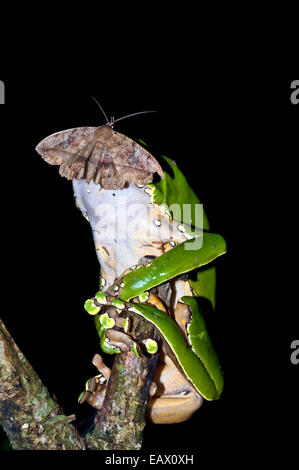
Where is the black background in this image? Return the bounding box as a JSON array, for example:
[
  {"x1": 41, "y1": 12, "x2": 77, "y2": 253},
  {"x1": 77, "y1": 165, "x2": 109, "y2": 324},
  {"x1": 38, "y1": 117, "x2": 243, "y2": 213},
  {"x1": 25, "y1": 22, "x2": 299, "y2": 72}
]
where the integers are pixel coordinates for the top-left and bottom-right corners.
[{"x1": 0, "y1": 68, "x2": 297, "y2": 464}]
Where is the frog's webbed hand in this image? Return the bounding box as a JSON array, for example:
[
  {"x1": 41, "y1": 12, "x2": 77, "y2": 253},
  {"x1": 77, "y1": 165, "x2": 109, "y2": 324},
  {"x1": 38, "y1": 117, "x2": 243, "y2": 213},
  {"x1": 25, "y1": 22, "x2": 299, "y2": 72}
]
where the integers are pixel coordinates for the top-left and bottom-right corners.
[{"x1": 85, "y1": 287, "x2": 163, "y2": 358}]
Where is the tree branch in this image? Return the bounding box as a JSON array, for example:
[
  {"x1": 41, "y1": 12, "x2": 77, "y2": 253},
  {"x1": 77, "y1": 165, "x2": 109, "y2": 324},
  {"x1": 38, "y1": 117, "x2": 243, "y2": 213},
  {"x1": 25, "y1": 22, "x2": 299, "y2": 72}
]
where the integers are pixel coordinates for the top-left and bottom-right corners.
[
  {"x1": 0, "y1": 317, "x2": 86, "y2": 450},
  {"x1": 0, "y1": 314, "x2": 160, "y2": 450},
  {"x1": 85, "y1": 351, "x2": 158, "y2": 450},
  {"x1": 84, "y1": 313, "x2": 160, "y2": 450}
]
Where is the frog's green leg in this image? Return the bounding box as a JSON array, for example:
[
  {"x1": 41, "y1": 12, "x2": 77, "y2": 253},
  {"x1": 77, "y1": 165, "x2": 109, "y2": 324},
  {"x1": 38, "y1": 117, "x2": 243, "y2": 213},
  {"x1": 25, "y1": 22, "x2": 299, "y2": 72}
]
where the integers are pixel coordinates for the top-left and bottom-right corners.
[
  {"x1": 86, "y1": 277, "x2": 222, "y2": 400},
  {"x1": 179, "y1": 296, "x2": 223, "y2": 398},
  {"x1": 120, "y1": 233, "x2": 226, "y2": 302},
  {"x1": 128, "y1": 302, "x2": 220, "y2": 400}
]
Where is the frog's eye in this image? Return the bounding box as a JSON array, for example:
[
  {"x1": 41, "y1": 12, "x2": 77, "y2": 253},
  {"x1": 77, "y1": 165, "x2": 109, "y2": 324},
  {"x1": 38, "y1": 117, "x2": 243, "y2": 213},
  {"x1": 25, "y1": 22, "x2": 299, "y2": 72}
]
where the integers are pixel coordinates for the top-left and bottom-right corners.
[{"x1": 84, "y1": 299, "x2": 101, "y2": 315}]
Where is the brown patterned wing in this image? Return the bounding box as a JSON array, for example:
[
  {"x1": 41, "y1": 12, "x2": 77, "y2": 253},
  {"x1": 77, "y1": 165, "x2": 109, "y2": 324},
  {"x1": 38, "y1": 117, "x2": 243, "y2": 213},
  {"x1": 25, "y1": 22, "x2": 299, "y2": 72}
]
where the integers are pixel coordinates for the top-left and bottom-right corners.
[
  {"x1": 35, "y1": 127, "x2": 98, "y2": 180},
  {"x1": 90, "y1": 128, "x2": 164, "y2": 189},
  {"x1": 36, "y1": 125, "x2": 164, "y2": 189}
]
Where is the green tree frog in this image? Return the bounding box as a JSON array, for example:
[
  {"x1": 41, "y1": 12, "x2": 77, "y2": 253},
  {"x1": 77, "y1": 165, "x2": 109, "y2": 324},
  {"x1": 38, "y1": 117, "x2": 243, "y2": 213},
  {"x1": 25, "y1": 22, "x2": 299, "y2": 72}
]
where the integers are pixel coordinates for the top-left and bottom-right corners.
[
  {"x1": 74, "y1": 157, "x2": 226, "y2": 424},
  {"x1": 36, "y1": 125, "x2": 226, "y2": 424}
]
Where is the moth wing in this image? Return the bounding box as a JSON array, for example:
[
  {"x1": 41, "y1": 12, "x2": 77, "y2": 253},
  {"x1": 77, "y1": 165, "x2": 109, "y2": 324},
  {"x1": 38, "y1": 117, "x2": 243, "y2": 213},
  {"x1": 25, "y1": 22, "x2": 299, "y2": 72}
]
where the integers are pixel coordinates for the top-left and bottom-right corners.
[
  {"x1": 36, "y1": 126, "x2": 164, "y2": 188},
  {"x1": 35, "y1": 127, "x2": 97, "y2": 166},
  {"x1": 94, "y1": 130, "x2": 164, "y2": 189},
  {"x1": 111, "y1": 131, "x2": 164, "y2": 178}
]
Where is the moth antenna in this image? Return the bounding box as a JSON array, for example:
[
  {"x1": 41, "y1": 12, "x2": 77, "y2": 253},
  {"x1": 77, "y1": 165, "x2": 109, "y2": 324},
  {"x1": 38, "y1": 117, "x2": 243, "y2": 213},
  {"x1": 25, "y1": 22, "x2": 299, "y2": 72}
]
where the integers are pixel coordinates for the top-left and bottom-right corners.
[
  {"x1": 91, "y1": 96, "x2": 110, "y2": 124},
  {"x1": 112, "y1": 110, "x2": 157, "y2": 125}
]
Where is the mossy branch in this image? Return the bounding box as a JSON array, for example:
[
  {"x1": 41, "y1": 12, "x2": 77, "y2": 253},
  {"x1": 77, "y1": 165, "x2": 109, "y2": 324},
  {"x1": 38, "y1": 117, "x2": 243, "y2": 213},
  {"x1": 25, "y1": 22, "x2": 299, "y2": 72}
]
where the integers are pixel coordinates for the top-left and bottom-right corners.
[
  {"x1": 85, "y1": 314, "x2": 160, "y2": 450},
  {"x1": 0, "y1": 316, "x2": 158, "y2": 450},
  {"x1": 0, "y1": 317, "x2": 86, "y2": 449}
]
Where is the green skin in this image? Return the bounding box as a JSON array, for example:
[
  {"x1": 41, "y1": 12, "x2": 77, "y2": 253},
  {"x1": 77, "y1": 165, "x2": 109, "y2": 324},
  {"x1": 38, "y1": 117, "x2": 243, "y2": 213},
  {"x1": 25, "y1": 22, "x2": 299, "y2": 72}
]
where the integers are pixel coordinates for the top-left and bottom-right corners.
[
  {"x1": 85, "y1": 234, "x2": 226, "y2": 401},
  {"x1": 120, "y1": 234, "x2": 226, "y2": 302}
]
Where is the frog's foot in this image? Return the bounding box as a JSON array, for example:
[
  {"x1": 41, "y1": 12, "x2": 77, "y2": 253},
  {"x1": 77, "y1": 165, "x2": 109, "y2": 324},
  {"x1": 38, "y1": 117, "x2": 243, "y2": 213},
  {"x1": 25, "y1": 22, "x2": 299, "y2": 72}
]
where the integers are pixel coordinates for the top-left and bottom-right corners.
[
  {"x1": 78, "y1": 354, "x2": 111, "y2": 410},
  {"x1": 92, "y1": 353, "x2": 111, "y2": 381},
  {"x1": 147, "y1": 391, "x2": 203, "y2": 424},
  {"x1": 147, "y1": 355, "x2": 203, "y2": 424},
  {"x1": 95, "y1": 301, "x2": 159, "y2": 357}
]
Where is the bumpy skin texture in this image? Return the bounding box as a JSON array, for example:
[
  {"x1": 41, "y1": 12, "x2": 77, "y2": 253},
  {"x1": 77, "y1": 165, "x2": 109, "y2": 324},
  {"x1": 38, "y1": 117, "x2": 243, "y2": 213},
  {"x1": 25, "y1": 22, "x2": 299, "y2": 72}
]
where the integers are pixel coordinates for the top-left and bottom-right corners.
[
  {"x1": 36, "y1": 126, "x2": 163, "y2": 189},
  {"x1": 74, "y1": 180, "x2": 204, "y2": 423}
]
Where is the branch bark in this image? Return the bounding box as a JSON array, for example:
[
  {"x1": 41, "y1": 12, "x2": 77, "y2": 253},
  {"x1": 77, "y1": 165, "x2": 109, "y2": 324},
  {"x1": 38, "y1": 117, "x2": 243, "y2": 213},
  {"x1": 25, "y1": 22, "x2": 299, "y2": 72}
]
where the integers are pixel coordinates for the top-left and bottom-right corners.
[
  {"x1": 0, "y1": 315, "x2": 159, "y2": 450},
  {"x1": 84, "y1": 312, "x2": 160, "y2": 450},
  {"x1": 0, "y1": 317, "x2": 86, "y2": 449},
  {"x1": 85, "y1": 351, "x2": 158, "y2": 450}
]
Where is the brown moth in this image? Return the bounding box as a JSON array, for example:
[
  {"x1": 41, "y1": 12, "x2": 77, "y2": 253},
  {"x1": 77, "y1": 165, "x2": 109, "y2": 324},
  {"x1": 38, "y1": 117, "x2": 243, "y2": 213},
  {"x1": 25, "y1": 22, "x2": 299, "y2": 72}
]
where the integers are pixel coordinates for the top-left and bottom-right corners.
[{"x1": 36, "y1": 124, "x2": 164, "y2": 190}]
